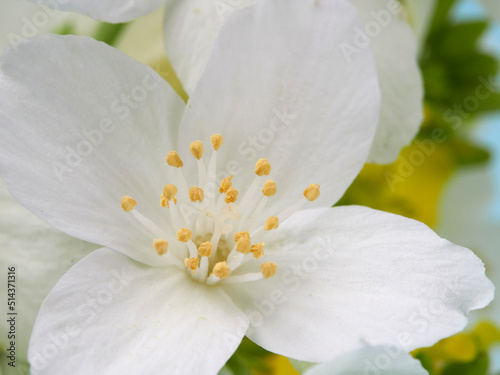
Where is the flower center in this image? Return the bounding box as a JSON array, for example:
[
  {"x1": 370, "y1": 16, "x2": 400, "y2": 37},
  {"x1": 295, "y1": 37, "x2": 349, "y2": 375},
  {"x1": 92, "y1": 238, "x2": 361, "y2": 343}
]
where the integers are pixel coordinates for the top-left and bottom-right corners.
[{"x1": 120, "y1": 134, "x2": 320, "y2": 285}]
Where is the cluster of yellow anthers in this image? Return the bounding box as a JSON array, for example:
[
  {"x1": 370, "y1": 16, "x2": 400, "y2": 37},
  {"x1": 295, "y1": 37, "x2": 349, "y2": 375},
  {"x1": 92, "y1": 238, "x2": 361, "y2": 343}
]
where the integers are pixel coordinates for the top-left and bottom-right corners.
[{"x1": 120, "y1": 134, "x2": 320, "y2": 285}]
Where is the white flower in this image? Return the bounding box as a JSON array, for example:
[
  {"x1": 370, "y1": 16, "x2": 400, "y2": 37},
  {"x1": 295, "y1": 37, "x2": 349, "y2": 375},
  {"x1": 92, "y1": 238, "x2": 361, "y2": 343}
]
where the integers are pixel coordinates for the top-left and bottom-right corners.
[
  {"x1": 27, "y1": 0, "x2": 424, "y2": 164},
  {"x1": 401, "y1": 0, "x2": 436, "y2": 45},
  {"x1": 0, "y1": 180, "x2": 96, "y2": 366},
  {"x1": 0, "y1": 0, "x2": 492, "y2": 374},
  {"x1": 0, "y1": 0, "x2": 100, "y2": 53},
  {"x1": 302, "y1": 345, "x2": 428, "y2": 375},
  {"x1": 163, "y1": 0, "x2": 424, "y2": 164}
]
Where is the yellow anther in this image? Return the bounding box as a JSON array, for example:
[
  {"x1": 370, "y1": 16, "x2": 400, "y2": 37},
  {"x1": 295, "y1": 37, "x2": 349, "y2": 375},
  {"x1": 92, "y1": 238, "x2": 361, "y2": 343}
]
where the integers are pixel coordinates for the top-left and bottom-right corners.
[
  {"x1": 153, "y1": 239, "x2": 168, "y2": 255},
  {"x1": 251, "y1": 242, "x2": 265, "y2": 259},
  {"x1": 265, "y1": 216, "x2": 279, "y2": 231},
  {"x1": 120, "y1": 196, "x2": 137, "y2": 212},
  {"x1": 177, "y1": 228, "x2": 192, "y2": 242},
  {"x1": 219, "y1": 176, "x2": 233, "y2": 193},
  {"x1": 261, "y1": 262, "x2": 278, "y2": 279},
  {"x1": 234, "y1": 232, "x2": 251, "y2": 253},
  {"x1": 163, "y1": 184, "x2": 178, "y2": 200},
  {"x1": 189, "y1": 141, "x2": 204, "y2": 160},
  {"x1": 189, "y1": 186, "x2": 204, "y2": 203},
  {"x1": 160, "y1": 194, "x2": 167, "y2": 207},
  {"x1": 211, "y1": 134, "x2": 223, "y2": 151},
  {"x1": 184, "y1": 257, "x2": 200, "y2": 271},
  {"x1": 225, "y1": 187, "x2": 239, "y2": 203},
  {"x1": 198, "y1": 242, "x2": 213, "y2": 257},
  {"x1": 304, "y1": 183, "x2": 320, "y2": 201},
  {"x1": 262, "y1": 180, "x2": 277, "y2": 197},
  {"x1": 213, "y1": 261, "x2": 231, "y2": 279},
  {"x1": 236, "y1": 237, "x2": 251, "y2": 254},
  {"x1": 234, "y1": 231, "x2": 250, "y2": 242},
  {"x1": 255, "y1": 158, "x2": 271, "y2": 176},
  {"x1": 166, "y1": 151, "x2": 183, "y2": 168},
  {"x1": 161, "y1": 194, "x2": 176, "y2": 208}
]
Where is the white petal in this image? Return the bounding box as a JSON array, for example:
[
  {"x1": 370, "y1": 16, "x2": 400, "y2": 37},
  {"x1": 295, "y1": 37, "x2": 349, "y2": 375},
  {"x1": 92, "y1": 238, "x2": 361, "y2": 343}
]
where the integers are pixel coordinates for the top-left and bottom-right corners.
[
  {"x1": 403, "y1": 0, "x2": 436, "y2": 44},
  {"x1": 348, "y1": 0, "x2": 424, "y2": 163},
  {"x1": 304, "y1": 345, "x2": 428, "y2": 375},
  {"x1": 163, "y1": 0, "x2": 254, "y2": 95},
  {"x1": 224, "y1": 206, "x2": 493, "y2": 362},
  {"x1": 178, "y1": 0, "x2": 380, "y2": 212},
  {"x1": 25, "y1": 0, "x2": 165, "y2": 23},
  {"x1": 29, "y1": 248, "x2": 249, "y2": 375},
  {"x1": 0, "y1": 1, "x2": 57, "y2": 52},
  {"x1": 0, "y1": 180, "x2": 96, "y2": 362},
  {"x1": 0, "y1": 35, "x2": 185, "y2": 266}
]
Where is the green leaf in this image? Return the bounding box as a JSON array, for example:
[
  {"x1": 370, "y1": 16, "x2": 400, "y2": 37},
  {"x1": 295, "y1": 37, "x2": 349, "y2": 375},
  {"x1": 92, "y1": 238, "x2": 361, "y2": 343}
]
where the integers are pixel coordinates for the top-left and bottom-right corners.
[
  {"x1": 92, "y1": 22, "x2": 129, "y2": 46},
  {"x1": 413, "y1": 352, "x2": 435, "y2": 375},
  {"x1": 427, "y1": 0, "x2": 459, "y2": 39},
  {"x1": 448, "y1": 138, "x2": 491, "y2": 166},
  {"x1": 435, "y1": 22, "x2": 489, "y2": 60},
  {"x1": 51, "y1": 22, "x2": 77, "y2": 36},
  {"x1": 220, "y1": 338, "x2": 271, "y2": 375},
  {"x1": 441, "y1": 353, "x2": 489, "y2": 375}
]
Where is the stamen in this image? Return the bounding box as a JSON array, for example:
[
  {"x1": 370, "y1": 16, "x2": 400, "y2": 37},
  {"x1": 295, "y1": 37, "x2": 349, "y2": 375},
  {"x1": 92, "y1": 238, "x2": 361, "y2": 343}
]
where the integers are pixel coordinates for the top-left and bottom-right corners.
[
  {"x1": 131, "y1": 210, "x2": 169, "y2": 238},
  {"x1": 254, "y1": 158, "x2": 271, "y2": 176},
  {"x1": 134, "y1": 136, "x2": 289, "y2": 284},
  {"x1": 304, "y1": 183, "x2": 320, "y2": 201},
  {"x1": 187, "y1": 240, "x2": 198, "y2": 259},
  {"x1": 277, "y1": 199, "x2": 306, "y2": 222},
  {"x1": 160, "y1": 194, "x2": 177, "y2": 209},
  {"x1": 250, "y1": 242, "x2": 265, "y2": 259},
  {"x1": 237, "y1": 175, "x2": 260, "y2": 215},
  {"x1": 184, "y1": 258, "x2": 200, "y2": 272},
  {"x1": 160, "y1": 195, "x2": 168, "y2": 208},
  {"x1": 213, "y1": 261, "x2": 231, "y2": 279},
  {"x1": 249, "y1": 196, "x2": 268, "y2": 221},
  {"x1": 163, "y1": 184, "x2": 178, "y2": 200},
  {"x1": 265, "y1": 216, "x2": 279, "y2": 231},
  {"x1": 236, "y1": 237, "x2": 251, "y2": 254},
  {"x1": 219, "y1": 176, "x2": 233, "y2": 193},
  {"x1": 176, "y1": 168, "x2": 190, "y2": 202},
  {"x1": 227, "y1": 251, "x2": 246, "y2": 269},
  {"x1": 210, "y1": 219, "x2": 222, "y2": 252},
  {"x1": 206, "y1": 138, "x2": 220, "y2": 202},
  {"x1": 261, "y1": 262, "x2": 278, "y2": 279},
  {"x1": 238, "y1": 160, "x2": 272, "y2": 217},
  {"x1": 189, "y1": 141, "x2": 204, "y2": 160},
  {"x1": 120, "y1": 196, "x2": 137, "y2": 212},
  {"x1": 153, "y1": 239, "x2": 168, "y2": 255},
  {"x1": 197, "y1": 256, "x2": 209, "y2": 282},
  {"x1": 275, "y1": 183, "x2": 321, "y2": 222},
  {"x1": 177, "y1": 228, "x2": 192, "y2": 242},
  {"x1": 166, "y1": 151, "x2": 183, "y2": 168},
  {"x1": 189, "y1": 141, "x2": 207, "y2": 187},
  {"x1": 219, "y1": 272, "x2": 263, "y2": 285},
  {"x1": 225, "y1": 187, "x2": 239, "y2": 203},
  {"x1": 188, "y1": 186, "x2": 204, "y2": 203},
  {"x1": 168, "y1": 200, "x2": 184, "y2": 229},
  {"x1": 234, "y1": 231, "x2": 251, "y2": 254},
  {"x1": 211, "y1": 134, "x2": 223, "y2": 151},
  {"x1": 234, "y1": 231, "x2": 250, "y2": 242},
  {"x1": 262, "y1": 180, "x2": 277, "y2": 197},
  {"x1": 198, "y1": 241, "x2": 213, "y2": 257}
]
